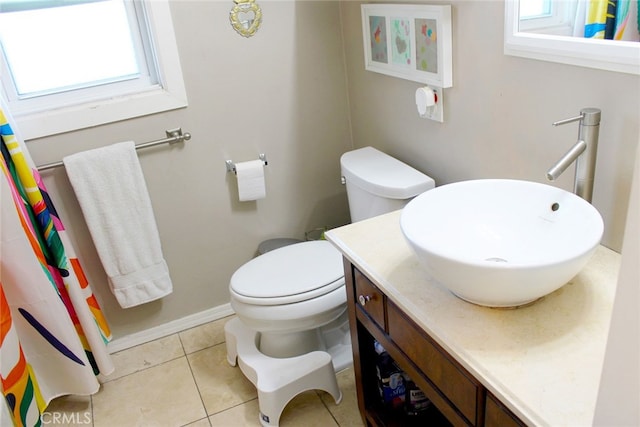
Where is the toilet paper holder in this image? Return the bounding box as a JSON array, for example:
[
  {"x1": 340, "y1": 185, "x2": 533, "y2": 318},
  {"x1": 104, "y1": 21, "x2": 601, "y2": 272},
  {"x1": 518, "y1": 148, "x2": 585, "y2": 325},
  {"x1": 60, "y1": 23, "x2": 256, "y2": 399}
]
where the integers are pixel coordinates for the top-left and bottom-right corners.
[{"x1": 226, "y1": 153, "x2": 268, "y2": 174}]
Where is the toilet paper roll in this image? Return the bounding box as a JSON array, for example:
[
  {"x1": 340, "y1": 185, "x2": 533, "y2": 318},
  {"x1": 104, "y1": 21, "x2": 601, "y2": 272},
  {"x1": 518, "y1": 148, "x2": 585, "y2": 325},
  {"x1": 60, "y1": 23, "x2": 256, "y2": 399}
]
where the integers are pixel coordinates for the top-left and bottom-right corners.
[
  {"x1": 415, "y1": 87, "x2": 436, "y2": 117},
  {"x1": 236, "y1": 159, "x2": 266, "y2": 201}
]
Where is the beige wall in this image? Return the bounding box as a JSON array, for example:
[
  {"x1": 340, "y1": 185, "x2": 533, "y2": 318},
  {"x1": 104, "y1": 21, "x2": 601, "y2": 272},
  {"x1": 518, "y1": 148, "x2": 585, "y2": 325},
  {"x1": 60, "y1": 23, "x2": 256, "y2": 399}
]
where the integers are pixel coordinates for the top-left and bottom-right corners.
[
  {"x1": 594, "y1": 144, "x2": 639, "y2": 425},
  {"x1": 22, "y1": 0, "x2": 639, "y2": 343},
  {"x1": 25, "y1": 1, "x2": 353, "y2": 340},
  {"x1": 341, "y1": 0, "x2": 639, "y2": 251}
]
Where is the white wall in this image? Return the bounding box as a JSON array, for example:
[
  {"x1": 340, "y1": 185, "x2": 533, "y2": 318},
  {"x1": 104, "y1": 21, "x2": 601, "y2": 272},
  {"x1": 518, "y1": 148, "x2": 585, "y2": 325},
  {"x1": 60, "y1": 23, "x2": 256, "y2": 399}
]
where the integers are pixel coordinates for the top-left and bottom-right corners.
[
  {"x1": 25, "y1": 1, "x2": 353, "y2": 340},
  {"x1": 340, "y1": 0, "x2": 640, "y2": 252},
  {"x1": 594, "y1": 143, "x2": 640, "y2": 425}
]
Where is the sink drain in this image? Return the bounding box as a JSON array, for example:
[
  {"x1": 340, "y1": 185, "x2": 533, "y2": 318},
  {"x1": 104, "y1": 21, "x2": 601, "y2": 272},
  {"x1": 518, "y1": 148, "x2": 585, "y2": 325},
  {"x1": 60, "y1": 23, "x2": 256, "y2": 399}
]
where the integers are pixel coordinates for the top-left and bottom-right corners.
[{"x1": 485, "y1": 257, "x2": 508, "y2": 263}]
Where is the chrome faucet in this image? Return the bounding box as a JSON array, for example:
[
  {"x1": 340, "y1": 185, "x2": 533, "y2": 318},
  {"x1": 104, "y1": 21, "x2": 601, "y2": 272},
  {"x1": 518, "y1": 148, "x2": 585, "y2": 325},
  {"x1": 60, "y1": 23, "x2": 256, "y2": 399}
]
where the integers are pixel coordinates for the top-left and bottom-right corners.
[{"x1": 546, "y1": 108, "x2": 601, "y2": 202}]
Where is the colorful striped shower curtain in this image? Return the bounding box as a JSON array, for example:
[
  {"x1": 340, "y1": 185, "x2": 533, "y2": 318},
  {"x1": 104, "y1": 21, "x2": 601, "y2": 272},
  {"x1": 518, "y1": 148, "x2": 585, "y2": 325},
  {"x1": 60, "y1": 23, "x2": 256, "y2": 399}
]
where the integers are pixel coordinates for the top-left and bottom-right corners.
[
  {"x1": 582, "y1": 0, "x2": 640, "y2": 40},
  {"x1": 0, "y1": 104, "x2": 114, "y2": 426}
]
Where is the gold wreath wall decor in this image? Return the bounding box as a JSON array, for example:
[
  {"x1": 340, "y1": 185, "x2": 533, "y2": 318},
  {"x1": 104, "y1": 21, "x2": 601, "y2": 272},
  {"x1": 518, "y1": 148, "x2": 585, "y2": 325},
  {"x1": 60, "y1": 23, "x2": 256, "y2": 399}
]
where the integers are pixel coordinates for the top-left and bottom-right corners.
[{"x1": 230, "y1": 0, "x2": 262, "y2": 38}]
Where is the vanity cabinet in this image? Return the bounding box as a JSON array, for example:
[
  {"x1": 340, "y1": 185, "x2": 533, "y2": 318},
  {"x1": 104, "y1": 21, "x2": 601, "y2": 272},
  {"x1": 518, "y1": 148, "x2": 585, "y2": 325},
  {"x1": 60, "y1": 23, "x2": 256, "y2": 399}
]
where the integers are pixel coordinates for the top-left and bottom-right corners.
[
  {"x1": 485, "y1": 393, "x2": 526, "y2": 427},
  {"x1": 345, "y1": 260, "x2": 526, "y2": 427}
]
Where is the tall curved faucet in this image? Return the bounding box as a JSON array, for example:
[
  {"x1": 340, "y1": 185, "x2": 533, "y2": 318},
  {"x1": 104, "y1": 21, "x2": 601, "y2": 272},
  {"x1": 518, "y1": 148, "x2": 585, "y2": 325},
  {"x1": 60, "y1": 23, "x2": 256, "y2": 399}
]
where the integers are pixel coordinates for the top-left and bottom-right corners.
[{"x1": 546, "y1": 108, "x2": 601, "y2": 203}]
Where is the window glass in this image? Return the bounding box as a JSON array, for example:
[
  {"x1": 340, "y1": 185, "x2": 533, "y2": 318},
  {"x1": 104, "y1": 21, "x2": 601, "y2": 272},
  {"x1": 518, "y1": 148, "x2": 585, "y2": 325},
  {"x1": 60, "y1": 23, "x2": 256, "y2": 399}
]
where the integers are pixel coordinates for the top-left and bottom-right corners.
[
  {"x1": 518, "y1": 0, "x2": 576, "y2": 35},
  {"x1": 519, "y1": 0, "x2": 552, "y2": 19},
  {"x1": 0, "y1": 1, "x2": 143, "y2": 97}
]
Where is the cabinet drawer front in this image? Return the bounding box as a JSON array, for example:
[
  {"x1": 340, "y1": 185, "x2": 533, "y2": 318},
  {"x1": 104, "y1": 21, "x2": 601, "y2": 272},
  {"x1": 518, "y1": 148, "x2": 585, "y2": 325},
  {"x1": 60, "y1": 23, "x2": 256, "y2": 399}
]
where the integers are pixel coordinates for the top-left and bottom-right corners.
[
  {"x1": 354, "y1": 269, "x2": 385, "y2": 330},
  {"x1": 388, "y1": 301, "x2": 478, "y2": 424},
  {"x1": 485, "y1": 393, "x2": 526, "y2": 427}
]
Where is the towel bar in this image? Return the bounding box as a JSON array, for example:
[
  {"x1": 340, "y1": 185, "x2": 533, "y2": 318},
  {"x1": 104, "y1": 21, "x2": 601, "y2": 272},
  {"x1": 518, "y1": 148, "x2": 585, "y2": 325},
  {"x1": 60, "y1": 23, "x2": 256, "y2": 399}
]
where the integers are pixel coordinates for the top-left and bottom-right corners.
[
  {"x1": 226, "y1": 153, "x2": 268, "y2": 174},
  {"x1": 36, "y1": 128, "x2": 191, "y2": 171}
]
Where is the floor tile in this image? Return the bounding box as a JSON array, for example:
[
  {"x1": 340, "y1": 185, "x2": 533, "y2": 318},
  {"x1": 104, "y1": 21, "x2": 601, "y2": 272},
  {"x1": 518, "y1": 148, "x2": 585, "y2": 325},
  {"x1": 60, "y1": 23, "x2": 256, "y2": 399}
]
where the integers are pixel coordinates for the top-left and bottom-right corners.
[
  {"x1": 278, "y1": 390, "x2": 339, "y2": 426},
  {"x1": 102, "y1": 334, "x2": 184, "y2": 382},
  {"x1": 207, "y1": 399, "x2": 262, "y2": 426},
  {"x1": 184, "y1": 417, "x2": 211, "y2": 427},
  {"x1": 92, "y1": 357, "x2": 206, "y2": 427},
  {"x1": 208, "y1": 391, "x2": 340, "y2": 427},
  {"x1": 320, "y1": 367, "x2": 364, "y2": 427},
  {"x1": 188, "y1": 343, "x2": 257, "y2": 416},
  {"x1": 82, "y1": 318, "x2": 362, "y2": 427},
  {"x1": 43, "y1": 395, "x2": 92, "y2": 427},
  {"x1": 179, "y1": 316, "x2": 232, "y2": 354}
]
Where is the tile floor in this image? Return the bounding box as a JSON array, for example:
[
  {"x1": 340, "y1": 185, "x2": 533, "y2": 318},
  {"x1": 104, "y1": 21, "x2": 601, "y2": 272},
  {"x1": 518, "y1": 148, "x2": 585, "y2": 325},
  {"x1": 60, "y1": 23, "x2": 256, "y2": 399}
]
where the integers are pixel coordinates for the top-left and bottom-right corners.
[{"x1": 46, "y1": 316, "x2": 365, "y2": 427}]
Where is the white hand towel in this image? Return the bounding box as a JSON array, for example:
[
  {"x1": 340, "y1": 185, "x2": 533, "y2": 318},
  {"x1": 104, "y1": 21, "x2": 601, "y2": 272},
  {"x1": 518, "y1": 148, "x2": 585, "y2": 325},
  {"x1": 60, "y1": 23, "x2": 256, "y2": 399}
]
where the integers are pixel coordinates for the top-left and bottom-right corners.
[{"x1": 63, "y1": 141, "x2": 173, "y2": 308}]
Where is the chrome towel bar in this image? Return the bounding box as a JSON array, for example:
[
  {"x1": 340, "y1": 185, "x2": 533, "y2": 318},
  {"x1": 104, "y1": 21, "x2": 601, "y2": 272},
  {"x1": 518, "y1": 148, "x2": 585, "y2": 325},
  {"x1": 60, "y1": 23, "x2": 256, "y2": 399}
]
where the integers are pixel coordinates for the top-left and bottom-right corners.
[{"x1": 36, "y1": 128, "x2": 191, "y2": 171}]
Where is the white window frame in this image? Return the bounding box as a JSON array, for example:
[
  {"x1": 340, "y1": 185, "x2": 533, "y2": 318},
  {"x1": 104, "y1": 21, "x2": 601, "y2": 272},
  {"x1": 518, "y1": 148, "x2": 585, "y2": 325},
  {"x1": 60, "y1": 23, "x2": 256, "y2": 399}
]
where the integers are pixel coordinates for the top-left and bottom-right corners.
[
  {"x1": 504, "y1": 0, "x2": 640, "y2": 75},
  {"x1": 518, "y1": 0, "x2": 576, "y2": 36},
  {"x1": 0, "y1": 0, "x2": 187, "y2": 140}
]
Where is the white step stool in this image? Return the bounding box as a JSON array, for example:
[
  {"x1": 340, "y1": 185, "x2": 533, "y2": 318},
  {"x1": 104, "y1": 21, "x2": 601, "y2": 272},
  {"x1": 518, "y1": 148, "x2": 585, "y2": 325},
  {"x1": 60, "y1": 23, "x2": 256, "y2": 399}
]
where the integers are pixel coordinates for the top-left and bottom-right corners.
[{"x1": 225, "y1": 318, "x2": 343, "y2": 427}]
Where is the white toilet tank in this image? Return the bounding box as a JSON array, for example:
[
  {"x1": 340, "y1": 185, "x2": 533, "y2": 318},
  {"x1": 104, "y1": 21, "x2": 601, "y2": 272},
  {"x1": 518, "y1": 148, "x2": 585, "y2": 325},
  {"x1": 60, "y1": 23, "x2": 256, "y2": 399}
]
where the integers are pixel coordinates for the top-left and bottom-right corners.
[{"x1": 341, "y1": 146, "x2": 435, "y2": 222}]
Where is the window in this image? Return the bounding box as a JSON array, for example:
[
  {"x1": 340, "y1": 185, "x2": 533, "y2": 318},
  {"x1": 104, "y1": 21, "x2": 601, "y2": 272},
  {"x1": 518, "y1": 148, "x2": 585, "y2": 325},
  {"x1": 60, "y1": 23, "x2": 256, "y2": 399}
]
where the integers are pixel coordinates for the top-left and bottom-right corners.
[
  {"x1": 0, "y1": 0, "x2": 187, "y2": 139},
  {"x1": 519, "y1": 0, "x2": 552, "y2": 19},
  {"x1": 518, "y1": 0, "x2": 577, "y2": 36}
]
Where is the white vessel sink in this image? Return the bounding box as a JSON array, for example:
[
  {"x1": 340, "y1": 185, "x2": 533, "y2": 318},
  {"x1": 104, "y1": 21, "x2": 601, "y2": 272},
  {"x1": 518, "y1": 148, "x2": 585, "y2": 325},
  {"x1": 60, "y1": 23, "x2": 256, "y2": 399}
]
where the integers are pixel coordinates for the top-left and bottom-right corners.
[{"x1": 400, "y1": 179, "x2": 604, "y2": 307}]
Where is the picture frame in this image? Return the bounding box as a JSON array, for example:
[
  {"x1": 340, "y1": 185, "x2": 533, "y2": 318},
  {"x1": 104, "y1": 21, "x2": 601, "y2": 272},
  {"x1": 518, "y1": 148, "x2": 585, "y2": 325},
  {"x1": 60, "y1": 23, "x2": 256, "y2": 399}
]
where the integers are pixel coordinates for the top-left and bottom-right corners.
[{"x1": 361, "y1": 4, "x2": 453, "y2": 88}]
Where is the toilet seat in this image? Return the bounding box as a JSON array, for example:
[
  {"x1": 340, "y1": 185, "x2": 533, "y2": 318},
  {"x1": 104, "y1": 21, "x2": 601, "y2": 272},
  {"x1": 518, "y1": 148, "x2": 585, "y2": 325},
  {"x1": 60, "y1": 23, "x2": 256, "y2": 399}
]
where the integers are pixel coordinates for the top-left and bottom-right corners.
[{"x1": 230, "y1": 241, "x2": 344, "y2": 306}]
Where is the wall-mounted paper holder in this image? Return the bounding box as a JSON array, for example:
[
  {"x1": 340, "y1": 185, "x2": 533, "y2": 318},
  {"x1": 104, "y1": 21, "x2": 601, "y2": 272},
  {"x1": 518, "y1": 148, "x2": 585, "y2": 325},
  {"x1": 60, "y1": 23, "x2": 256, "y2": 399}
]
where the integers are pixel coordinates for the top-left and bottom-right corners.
[
  {"x1": 416, "y1": 85, "x2": 444, "y2": 123},
  {"x1": 226, "y1": 153, "x2": 268, "y2": 174}
]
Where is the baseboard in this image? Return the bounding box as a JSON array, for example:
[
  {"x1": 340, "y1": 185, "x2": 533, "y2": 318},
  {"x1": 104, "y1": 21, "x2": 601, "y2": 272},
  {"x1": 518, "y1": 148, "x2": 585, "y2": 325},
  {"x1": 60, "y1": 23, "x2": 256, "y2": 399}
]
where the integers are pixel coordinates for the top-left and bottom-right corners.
[{"x1": 107, "y1": 303, "x2": 235, "y2": 354}]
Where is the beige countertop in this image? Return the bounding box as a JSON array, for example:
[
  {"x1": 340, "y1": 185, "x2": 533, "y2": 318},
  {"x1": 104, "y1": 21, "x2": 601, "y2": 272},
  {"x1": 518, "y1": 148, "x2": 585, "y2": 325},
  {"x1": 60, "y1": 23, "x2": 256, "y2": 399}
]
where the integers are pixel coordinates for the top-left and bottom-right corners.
[{"x1": 325, "y1": 210, "x2": 621, "y2": 427}]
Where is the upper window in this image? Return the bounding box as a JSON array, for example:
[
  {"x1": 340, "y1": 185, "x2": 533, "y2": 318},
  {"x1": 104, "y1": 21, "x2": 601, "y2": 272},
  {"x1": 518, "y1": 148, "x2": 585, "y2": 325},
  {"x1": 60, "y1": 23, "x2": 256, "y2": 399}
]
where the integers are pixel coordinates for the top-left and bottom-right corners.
[
  {"x1": 519, "y1": 0, "x2": 552, "y2": 19},
  {"x1": 517, "y1": 0, "x2": 577, "y2": 36},
  {"x1": 0, "y1": 0, "x2": 187, "y2": 140}
]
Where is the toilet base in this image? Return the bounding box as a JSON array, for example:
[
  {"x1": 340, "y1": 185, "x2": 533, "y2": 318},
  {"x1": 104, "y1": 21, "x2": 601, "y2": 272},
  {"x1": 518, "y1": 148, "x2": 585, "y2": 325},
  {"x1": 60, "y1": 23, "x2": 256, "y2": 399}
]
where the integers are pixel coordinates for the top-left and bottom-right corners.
[{"x1": 225, "y1": 318, "x2": 343, "y2": 427}]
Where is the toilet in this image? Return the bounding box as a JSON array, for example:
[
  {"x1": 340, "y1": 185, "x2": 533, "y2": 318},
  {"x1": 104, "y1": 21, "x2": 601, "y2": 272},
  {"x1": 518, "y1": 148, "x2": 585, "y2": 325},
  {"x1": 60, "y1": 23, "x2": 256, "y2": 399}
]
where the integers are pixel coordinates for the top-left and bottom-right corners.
[{"x1": 225, "y1": 146, "x2": 434, "y2": 426}]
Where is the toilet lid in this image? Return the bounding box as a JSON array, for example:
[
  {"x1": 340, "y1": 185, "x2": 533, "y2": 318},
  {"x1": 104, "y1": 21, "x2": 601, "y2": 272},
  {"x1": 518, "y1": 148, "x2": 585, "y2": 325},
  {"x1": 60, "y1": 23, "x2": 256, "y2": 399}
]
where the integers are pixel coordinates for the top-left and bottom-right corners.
[{"x1": 230, "y1": 240, "x2": 344, "y2": 305}]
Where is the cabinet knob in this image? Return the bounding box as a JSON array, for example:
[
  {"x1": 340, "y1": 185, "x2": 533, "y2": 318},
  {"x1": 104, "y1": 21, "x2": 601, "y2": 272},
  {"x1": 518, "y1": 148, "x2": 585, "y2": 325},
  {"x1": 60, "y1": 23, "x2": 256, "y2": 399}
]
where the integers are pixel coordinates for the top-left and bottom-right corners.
[{"x1": 358, "y1": 294, "x2": 372, "y2": 306}]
